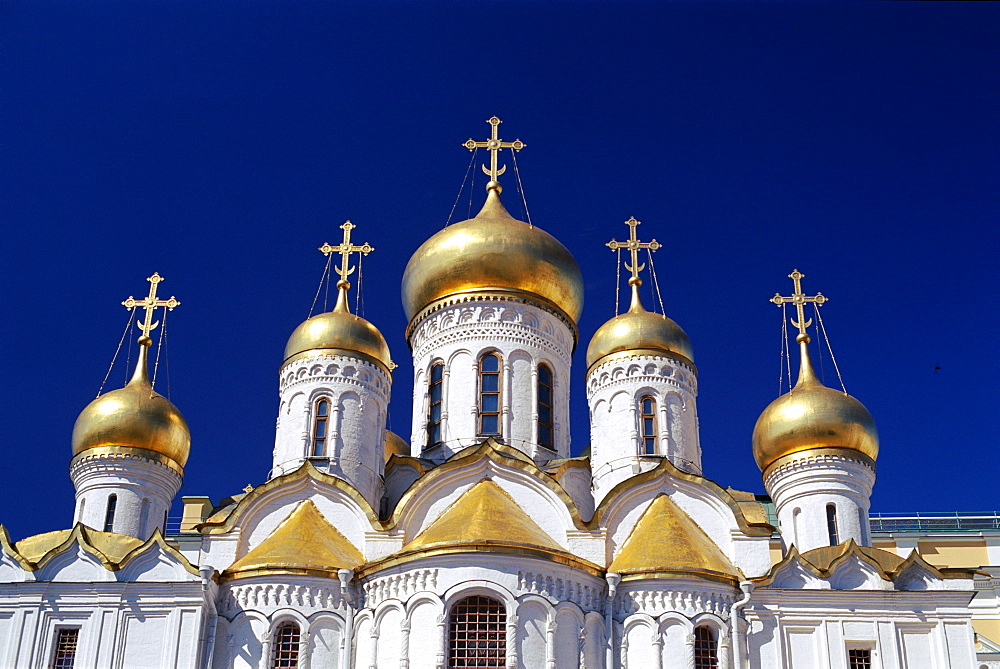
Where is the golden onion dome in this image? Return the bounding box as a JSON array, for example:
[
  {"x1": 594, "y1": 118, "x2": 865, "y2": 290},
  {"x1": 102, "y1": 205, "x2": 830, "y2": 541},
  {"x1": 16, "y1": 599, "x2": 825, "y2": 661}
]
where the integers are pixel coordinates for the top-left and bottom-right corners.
[
  {"x1": 752, "y1": 335, "x2": 878, "y2": 475},
  {"x1": 401, "y1": 183, "x2": 584, "y2": 325},
  {"x1": 284, "y1": 283, "x2": 392, "y2": 373},
  {"x1": 384, "y1": 430, "x2": 410, "y2": 462},
  {"x1": 586, "y1": 282, "x2": 693, "y2": 371},
  {"x1": 72, "y1": 339, "x2": 190, "y2": 470}
]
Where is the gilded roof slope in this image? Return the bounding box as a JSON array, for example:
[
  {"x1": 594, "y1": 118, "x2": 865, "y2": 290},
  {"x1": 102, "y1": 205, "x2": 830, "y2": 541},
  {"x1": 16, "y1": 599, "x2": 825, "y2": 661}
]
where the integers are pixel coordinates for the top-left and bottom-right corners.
[
  {"x1": 609, "y1": 494, "x2": 740, "y2": 584},
  {"x1": 224, "y1": 499, "x2": 363, "y2": 579},
  {"x1": 3, "y1": 524, "x2": 198, "y2": 575},
  {"x1": 16, "y1": 527, "x2": 144, "y2": 564},
  {"x1": 404, "y1": 479, "x2": 563, "y2": 553}
]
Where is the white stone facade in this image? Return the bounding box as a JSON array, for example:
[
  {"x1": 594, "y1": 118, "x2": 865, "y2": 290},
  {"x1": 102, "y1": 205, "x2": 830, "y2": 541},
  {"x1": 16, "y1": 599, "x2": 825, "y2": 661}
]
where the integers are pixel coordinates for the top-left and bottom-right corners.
[
  {"x1": 407, "y1": 295, "x2": 575, "y2": 463},
  {"x1": 70, "y1": 452, "x2": 182, "y2": 540},
  {"x1": 272, "y1": 352, "x2": 392, "y2": 509},
  {"x1": 764, "y1": 453, "x2": 876, "y2": 552},
  {"x1": 587, "y1": 353, "x2": 701, "y2": 502}
]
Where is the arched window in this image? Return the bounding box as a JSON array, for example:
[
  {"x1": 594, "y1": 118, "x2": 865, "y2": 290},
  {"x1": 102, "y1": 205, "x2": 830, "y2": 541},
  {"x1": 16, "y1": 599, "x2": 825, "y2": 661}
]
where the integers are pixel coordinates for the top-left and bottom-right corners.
[
  {"x1": 639, "y1": 395, "x2": 657, "y2": 455},
  {"x1": 827, "y1": 504, "x2": 840, "y2": 546},
  {"x1": 537, "y1": 364, "x2": 553, "y2": 449},
  {"x1": 270, "y1": 621, "x2": 301, "y2": 668},
  {"x1": 103, "y1": 494, "x2": 117, "y2": 533},
  {"x1": 694, "y1": 626, "x2": 719, "y2": 668},
  {"x1": 428, "y1": 362, "x2": 444, "y2": 446},
  {"x1": 478, "y1": 353, "x2": 501, "y2": 436},
  {"x1": 449, "y1": 595, "x2": 506, "y2": 668},
  {"x1": 312, "y1": 398, "x2": 330, "y2": 456}
]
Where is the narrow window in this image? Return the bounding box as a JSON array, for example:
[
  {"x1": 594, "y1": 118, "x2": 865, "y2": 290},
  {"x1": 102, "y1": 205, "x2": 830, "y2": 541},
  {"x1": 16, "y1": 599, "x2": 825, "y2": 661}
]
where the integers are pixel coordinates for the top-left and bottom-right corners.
[
  {"x1": 537, "y1": 364, "x2": 553, "y2": 449},
  {"x1": 138, "y1": 498, "x2": 150, "y2": 537},
  {"x1": 449, "y1": 595, "x2": 506, "y2": 668},
  {"x1": 639, "y1": 395, "x2": 657, "y2": 455},
  {"x1": 848, "y1": 648, "x2": 872, "y2": 669},
  {"x1": 427, "y1": 362, "x2": 444, "y2": 446},
  {"x1": 103, "y1": 495, "x2": 117, "y2": 533},
  {"x1": 827, "y1": 504, "x2": 840, "y2": 546},
  {"x1": 270, "y1": 621, "x2": 300, "y2": 668},
  {"x1": 52, "y1": 628, "x2": 80, "y2": 669},
  {"x1": 693, "y1": 626, "x2": 719, "y2": 669},
  {"x1": 478, "y1": 354, "x2": 501, "y2": 436},
  {"x1": 312, "y1": 398, "x2": 330, "y2": 456}
]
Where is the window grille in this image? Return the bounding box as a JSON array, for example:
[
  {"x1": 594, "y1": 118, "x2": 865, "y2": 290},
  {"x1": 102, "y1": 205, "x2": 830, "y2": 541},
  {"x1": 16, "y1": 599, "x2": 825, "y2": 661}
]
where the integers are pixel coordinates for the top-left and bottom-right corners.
[
  {"x1": 270, "y1": 622, "x2": 300, "y2": 668},
  {"x1": 537, "y1": 364, "x2": 553, "y2": 449},
  {"x1": 478, "y1": 354, "x2": 501, "y2": 436},
  {"x1": 449, "y1": 595, "x2": 506, "y2": 668},
  {"x1": 693, "y1": 626, "x2": 718, "y2": 668},
  {"x1": 848, "y1": 648, "x2": 872, "y2": 669},
  {"x1": 51, "y1": 628, "x2": 79, "y2": 669},
  {"x1": 639, "y1": 396, "x2": 657, "y2": 455},
  {"x1": 103, "y1": 495, "x2": 117, "y2": 533},
  {"x1": 428, "y1": 362, "x2": 444, "y2": 446},
  {"x1": 827, "y1": 504, "x2": 840, "y2": 546},
  {"x1": 313, "y1": 399, "x2": 330, "y2": 456}
]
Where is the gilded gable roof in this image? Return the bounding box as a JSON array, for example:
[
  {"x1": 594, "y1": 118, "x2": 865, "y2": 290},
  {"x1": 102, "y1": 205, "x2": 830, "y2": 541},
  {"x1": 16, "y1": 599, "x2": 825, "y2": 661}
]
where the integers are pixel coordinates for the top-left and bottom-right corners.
[
  {"x1": 406, "y1": 479, "x2": 564, "y2": 552},
  {"x1": 223, "y1": 500, "x2": 363, "y2": 580},
  {"x1": 609, "y1": 494, "x2": 740, "y2": 584}
]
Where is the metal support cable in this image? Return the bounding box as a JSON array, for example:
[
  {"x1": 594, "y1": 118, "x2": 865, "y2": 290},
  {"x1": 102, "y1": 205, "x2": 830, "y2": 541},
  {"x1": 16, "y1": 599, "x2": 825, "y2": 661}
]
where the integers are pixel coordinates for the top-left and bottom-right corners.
[
  {"x1": 98, "y1": 307, "x2": 135, "y2": 397},
  {"x1": 446, "y1": 147, "x2": 478, "y2": 227},
  {"x1": 308, "y1": 252, "x2": 334, "y2": 319},
  {"x1": 646, "y1": 247, "x2": 666, "y2": 315},
  {"x1": 814, "y1": 303, "x2": 848, "y2": 393},
  {"x1": 510, "y1": 149, "x2": 533, "y2": 227}
]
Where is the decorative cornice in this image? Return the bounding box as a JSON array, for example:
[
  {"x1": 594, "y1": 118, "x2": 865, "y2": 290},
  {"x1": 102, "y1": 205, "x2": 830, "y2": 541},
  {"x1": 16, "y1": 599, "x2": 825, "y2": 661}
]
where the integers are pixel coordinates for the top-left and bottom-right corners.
[{"x1": 406, "y1": 290, "x2": 578, "y2": 351}]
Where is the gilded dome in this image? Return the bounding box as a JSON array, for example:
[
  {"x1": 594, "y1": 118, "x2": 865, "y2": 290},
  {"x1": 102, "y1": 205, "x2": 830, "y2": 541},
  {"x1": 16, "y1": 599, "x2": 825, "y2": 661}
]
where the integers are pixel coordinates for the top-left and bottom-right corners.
[
  {"x1": 586, "y1": 285, "x2": 693, "y2": 370},
  {"x1": 385, "y1": 431, "x2": 410, "y2": 461},
  {"x1": 752, "y1": 337, "x2": 878, "y2": 474},
  {"x1": 401, "y1": 185, "x2": 584, "y2": 324},
  {"x1": 72, "y1": 342, "x2": 190, "y2": 470},
  {"x1": 284, "y1": 286, "x2": 392, "y2": 372}
]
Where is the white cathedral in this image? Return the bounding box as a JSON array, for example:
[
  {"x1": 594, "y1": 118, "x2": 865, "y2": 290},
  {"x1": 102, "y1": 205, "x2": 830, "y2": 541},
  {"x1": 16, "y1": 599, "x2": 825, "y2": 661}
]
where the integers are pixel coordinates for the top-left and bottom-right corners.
[{"x1": 0, "y1": 118, "x2": 983, "y2": 669}]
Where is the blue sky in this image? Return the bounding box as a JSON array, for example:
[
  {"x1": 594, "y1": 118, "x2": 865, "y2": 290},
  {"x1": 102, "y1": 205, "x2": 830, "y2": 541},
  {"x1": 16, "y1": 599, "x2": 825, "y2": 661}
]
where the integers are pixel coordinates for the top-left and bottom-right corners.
[{"x1": 1, "y1": 1, "x2": 997, "y2": 541}]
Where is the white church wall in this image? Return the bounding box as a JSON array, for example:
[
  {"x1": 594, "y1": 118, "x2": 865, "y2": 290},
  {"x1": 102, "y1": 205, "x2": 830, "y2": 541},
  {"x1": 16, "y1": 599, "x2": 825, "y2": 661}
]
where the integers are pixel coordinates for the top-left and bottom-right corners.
[
  {"x1": 406, "y1": 596, "x2": 443, "y2": 669},
  {"x1": 745, "y1": 589, "x2": 977, "y2": 669},
  {"x1": 587, "y1": 353, "x2": 701, "y2": 502},
  {"x1": 408, "y1": 298, "x2": 575, "y2": 462},
  {"x1": 516, "y1": 597, "x2": 549, "y2": 669},
  {"x1": 307, "y1": 614, "x2": 344, "y2": 667},
  {"x1": 273, "y1": 354, "x2": 391, "y2": 507},
  {"x1": 374, "y1": 602, "x2": 404, "y2": 667},
  {"x1": 357, "y1": 557, "x2": 606, "y2": 669},
  {"x1": 0, "y1": 581, "x2": 206, "y2": 669}
]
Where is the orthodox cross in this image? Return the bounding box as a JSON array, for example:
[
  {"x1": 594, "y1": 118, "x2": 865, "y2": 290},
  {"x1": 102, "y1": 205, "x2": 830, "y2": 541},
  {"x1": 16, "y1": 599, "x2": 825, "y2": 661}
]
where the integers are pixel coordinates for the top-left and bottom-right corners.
[
  {"x1": 463, "y1": 116, "x2": 526, "y2": 181},
  {"x1": 606, "y1": 217, "x2": 662, "y2": 282},
  {"x1": 319, "y1": 221, "x2": 374, "y2": 284},
  {"x1": 122, "y1": 273, "x2": 180, "y2": 339},
  {"x1": 770, "y1": 269, "x2": 828, "y2": 335}
]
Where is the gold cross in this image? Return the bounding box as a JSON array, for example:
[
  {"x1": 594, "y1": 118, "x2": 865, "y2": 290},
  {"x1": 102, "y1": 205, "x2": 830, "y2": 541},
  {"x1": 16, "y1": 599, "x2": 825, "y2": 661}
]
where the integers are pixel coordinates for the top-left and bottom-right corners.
[
  {"x1": 606, "y1": 217, "x2": 662, "y2": 282},
  {"x1": 771, "y1": 269, "x2": 828, "y2": 336},
  {"x1": 463, "y1": 116, "x2": 526, "y2": 182},
  {"x1": 122, "y1": 273, "x2": 180, "y2": 339},
  {"x1": 319, "y1": 221, "x2": 374, "y2": 285}
]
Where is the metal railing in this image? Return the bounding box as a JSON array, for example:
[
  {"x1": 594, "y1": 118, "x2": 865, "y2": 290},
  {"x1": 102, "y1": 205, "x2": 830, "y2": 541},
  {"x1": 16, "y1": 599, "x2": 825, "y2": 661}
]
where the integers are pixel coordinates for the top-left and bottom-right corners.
[{"x1": 869, "y1": 512, "x2": 1000, "y2": 534}]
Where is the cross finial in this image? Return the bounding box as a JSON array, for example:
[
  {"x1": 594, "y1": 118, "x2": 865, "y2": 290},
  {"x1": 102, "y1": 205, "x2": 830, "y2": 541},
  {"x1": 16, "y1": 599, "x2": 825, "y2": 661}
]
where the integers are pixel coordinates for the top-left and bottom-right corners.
[
  {"x1": 463, "y1": 116, "x2": 526, "y2": 188},
  {"x1": 319, "y1": 221, "x2": 374, "y2": 288},
  {"x1": 606, "y1": 217, "x2": 662, "y2": 284},
  {"x1": 122, "y1": 273, "x2": 180, "y2": 341},
  {"x1": 771, "y1": 269, "x2": 828, "y2": 338}
]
